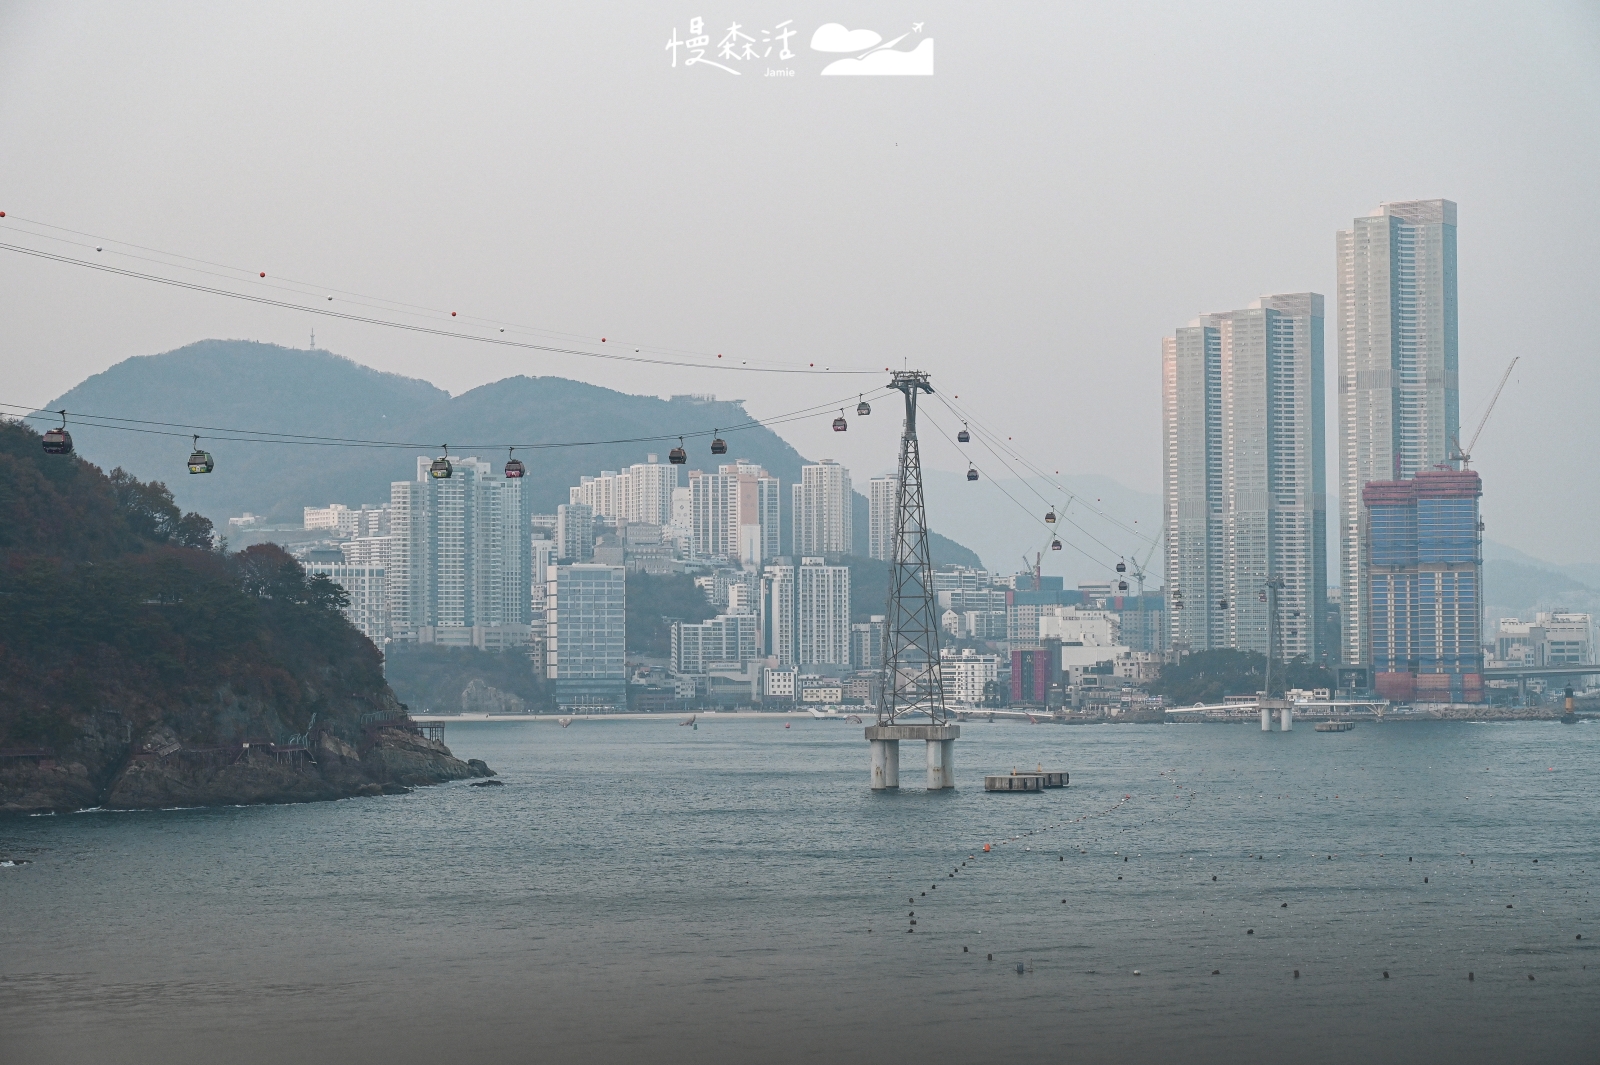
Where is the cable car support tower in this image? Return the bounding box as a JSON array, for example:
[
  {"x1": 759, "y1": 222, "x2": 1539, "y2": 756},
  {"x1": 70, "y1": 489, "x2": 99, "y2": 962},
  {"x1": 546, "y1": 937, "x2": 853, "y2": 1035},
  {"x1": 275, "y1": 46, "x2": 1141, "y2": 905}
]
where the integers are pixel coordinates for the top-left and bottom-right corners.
[{"x1": 867, "y1": 370, "x2": 958, "y2": 790}]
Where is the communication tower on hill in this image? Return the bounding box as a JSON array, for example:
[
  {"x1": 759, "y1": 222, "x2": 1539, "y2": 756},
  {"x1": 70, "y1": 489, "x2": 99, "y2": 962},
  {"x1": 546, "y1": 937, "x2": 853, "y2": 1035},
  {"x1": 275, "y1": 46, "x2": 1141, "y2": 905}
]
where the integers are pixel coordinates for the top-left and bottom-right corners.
[{"x1": 866, "y1": 369, "x2": 958, "y2": 790}]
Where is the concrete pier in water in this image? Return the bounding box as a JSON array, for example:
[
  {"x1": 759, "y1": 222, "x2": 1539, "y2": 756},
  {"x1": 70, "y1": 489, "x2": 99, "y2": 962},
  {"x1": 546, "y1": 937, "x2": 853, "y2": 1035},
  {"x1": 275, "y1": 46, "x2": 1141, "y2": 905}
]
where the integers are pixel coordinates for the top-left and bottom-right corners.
[{"x1": 866, "y1": 724, "x2": 959, "y2": 790}]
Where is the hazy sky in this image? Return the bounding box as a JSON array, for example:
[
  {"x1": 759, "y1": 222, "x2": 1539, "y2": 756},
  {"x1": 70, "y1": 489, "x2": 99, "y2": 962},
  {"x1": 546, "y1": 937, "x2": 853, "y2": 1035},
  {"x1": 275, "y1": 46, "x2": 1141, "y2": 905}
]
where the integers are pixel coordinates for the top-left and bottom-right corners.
[{"x1": 3, "y1": 1, "x2": 1597, "y2": 567}]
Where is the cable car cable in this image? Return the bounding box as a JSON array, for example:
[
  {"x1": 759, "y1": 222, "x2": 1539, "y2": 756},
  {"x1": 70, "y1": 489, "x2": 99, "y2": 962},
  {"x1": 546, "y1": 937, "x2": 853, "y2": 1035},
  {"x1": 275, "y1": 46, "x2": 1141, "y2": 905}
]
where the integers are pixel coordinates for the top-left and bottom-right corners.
[
  {"x1": 0, "y1": 240, "x2": 879, "y2": 376},
  {"x1": 916, "y1": 411, "x2": 1115, "y2": 569},
  {"x1": 932, "y1": 391, "x2": 1158, "y2": 550},
  {"x1": 921, "y1": 404, "x2": 1125, "y2": 561},
  {"x1": 0, "y1": 215, "x2": 870, "y2": 370},
  {"x1": 0, "y1": 387, "x2": 886, "y2": 455}
]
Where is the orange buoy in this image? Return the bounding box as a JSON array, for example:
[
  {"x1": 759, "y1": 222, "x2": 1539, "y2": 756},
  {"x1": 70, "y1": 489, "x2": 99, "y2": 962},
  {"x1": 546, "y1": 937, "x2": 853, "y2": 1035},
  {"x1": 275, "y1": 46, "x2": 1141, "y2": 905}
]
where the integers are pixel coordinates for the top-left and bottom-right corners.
[{"x1": 982, "y1": 843, "x2": 991, "y2": 852}]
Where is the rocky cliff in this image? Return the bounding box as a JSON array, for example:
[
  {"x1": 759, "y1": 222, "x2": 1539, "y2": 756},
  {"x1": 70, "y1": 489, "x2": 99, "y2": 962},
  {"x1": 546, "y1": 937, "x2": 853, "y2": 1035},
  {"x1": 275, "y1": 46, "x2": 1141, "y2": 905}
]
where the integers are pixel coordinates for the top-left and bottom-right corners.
[{"x1": 0, "y1": 419, "x2": 492, "y2": 813}]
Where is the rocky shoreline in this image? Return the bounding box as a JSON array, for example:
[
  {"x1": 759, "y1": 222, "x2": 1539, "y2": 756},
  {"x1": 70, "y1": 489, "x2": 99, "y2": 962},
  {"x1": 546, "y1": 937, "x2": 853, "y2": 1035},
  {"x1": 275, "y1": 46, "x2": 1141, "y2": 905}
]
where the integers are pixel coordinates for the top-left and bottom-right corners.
[{"x1": 0, "y1": 724, "x2": 492, "y2": 815}]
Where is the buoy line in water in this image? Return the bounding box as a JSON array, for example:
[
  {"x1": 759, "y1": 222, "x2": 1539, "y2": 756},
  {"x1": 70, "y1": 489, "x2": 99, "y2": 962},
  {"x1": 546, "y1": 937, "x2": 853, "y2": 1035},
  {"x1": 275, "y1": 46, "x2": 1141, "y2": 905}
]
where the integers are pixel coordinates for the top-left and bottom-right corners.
[
  {"x1": 877, "y1": 773, "x2": 1203, "y2": 953},
  {"x1": 874, "y1": 767, "x2": 1592, "y2": 987}
]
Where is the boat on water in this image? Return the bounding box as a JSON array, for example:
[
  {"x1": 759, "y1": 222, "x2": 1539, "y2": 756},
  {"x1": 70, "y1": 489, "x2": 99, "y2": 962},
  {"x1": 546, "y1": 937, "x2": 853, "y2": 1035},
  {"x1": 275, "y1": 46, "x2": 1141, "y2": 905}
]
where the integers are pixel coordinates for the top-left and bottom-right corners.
[
  {"x1": 806, "y1": 706, "x2": 859, "y2": 721},
  {"x1": 1315, "y1": 720, "x2": 1355, "y2": 732}
]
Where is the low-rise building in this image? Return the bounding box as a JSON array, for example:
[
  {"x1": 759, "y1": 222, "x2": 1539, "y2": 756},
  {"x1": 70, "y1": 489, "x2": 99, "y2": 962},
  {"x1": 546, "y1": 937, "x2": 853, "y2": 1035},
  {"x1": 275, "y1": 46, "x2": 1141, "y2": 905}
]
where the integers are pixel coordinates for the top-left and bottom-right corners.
[
  {"x1": 1493, "y1": 612, "x2": 1593, "y2": 667},
  {"x1": 940, "y1": 648, "x2": 1000, "y2": 706}
]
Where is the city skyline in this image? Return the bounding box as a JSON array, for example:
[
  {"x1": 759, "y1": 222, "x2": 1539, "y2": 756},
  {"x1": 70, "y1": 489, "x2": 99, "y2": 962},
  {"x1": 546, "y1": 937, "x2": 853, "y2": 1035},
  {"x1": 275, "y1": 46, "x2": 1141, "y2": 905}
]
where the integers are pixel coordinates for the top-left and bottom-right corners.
[{"x1": 5, "y1": 6, "x2": 1593, "y2": 570}]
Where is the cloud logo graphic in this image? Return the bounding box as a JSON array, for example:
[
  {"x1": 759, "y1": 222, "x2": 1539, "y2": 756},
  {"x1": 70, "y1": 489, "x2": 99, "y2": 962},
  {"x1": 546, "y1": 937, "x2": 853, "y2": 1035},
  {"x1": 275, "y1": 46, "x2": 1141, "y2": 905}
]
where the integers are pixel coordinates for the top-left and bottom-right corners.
[
  {"x1": 810, "y1": 23, "x2": 883, "y2": 53},
  {"x1": 821, "y1": 37, "x2": 934, "y2": 76}
]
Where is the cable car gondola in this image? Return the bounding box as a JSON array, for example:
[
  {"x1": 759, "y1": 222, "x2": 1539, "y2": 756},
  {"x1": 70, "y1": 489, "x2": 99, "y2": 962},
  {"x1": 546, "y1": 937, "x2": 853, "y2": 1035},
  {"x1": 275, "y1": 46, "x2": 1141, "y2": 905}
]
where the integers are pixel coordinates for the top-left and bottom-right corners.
[
  {"x1": 1118, "y1": 581, "x2": 1129, "y2": 592},
  {"x1": 832, "y1": 410, "x2": 848, "y2": 432},
  {"x1": 429, "y1": 445, "x2": 453, "y2": 480},
  {"x1": 1044, "y1": 510, "x2": 1056, "y2": 524},
  {"x1": 1050, "y1": 539, "x2": 1062, "y2": 551},
  {"x1": 710, "y1": 431, "x2": 728, "y2": 456},
  {"x1": 504, "y1": 447, "x2": 525, "y2": 479},
  {"x1": 187, "y1": 435, "x2": 214, "y2": 475},
  {"x1": 1218, "y1": 599, "x2": 1230, "y2": 610},
  {"x1": 41, "y1": 410, "x2": 72, "y2": 456},
  {"x1": 957, "y1": 424, "x2": 970, "y2": 443},
  {"x1": 668, "y1": 438, "x2": 687, "y2": 465},
  {"x1": 856, "y1": 396, "x2": 871, "y2": 416},
  {"x1": 966, "y1": 464, "x2": 979, "y2": 482},
  {"x1": 1115, "y1": 560, "x2": 1127, "y2": 574}
]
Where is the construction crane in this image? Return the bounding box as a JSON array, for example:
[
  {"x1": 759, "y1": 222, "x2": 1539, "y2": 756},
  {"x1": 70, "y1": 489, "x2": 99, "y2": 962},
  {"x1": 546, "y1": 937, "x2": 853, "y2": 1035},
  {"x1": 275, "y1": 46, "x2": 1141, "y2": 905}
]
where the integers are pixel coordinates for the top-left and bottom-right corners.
[{"x1": 1451, "y1": 357, "x2": 1518, "y2": 468}]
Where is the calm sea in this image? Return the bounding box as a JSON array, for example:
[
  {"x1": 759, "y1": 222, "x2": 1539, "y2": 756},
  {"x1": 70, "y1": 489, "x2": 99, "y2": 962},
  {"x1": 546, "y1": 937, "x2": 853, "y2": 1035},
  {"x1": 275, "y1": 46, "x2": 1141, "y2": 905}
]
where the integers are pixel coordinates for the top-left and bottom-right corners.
[{"x1": 3, "y1": 718, "x2": 1597, "y2": 1064}]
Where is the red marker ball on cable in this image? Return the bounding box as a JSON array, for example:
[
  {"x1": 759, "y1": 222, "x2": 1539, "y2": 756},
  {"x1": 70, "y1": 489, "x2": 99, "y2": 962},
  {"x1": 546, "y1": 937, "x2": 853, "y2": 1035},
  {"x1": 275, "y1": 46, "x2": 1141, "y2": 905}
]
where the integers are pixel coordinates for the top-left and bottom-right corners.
[
  {"x1": 601, "y1": 337, "x2": 606, "y2": 342},
  {"x1": 451, "y1": 312, "x2": 456, "y2": 317},
  {"x1": 259, "y1": 272, "x2": 265, "y2": 277}
]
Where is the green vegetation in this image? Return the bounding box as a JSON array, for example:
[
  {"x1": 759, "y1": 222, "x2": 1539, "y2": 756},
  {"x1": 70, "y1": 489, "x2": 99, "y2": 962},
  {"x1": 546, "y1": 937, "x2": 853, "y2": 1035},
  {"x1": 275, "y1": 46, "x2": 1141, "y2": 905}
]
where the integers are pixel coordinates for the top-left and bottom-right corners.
[
  {"x1": 1148, "y1": 649, "x2": 1335, "y2": 705},
  {"x1": 384, "y1": 646, "x2": 548, "y2": 713},
  {"x1": 627, "y1": 571, "x2": 717, "y2": 657},
  {"x1": 0, "y1": 419, "x2": 396, "y2": 780}
]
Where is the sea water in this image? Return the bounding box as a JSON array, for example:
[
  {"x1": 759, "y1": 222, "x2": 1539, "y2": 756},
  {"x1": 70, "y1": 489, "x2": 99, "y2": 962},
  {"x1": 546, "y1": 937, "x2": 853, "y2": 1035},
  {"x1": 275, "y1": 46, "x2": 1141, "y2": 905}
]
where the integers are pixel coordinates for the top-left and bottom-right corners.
[{"x1": 2, "y1": 718, "x2": 1597, "y2": 1064}]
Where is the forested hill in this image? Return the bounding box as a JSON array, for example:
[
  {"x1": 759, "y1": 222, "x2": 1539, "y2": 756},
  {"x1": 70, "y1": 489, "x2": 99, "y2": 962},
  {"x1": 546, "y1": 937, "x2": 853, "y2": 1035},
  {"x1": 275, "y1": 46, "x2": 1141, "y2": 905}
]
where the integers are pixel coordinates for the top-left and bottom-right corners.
[
  {"x1": 0, "y1": 419, "x2": 482, "y2": 812},
  {"x1": 43, "y1": 340, "x2": 981, "y2": 567}
]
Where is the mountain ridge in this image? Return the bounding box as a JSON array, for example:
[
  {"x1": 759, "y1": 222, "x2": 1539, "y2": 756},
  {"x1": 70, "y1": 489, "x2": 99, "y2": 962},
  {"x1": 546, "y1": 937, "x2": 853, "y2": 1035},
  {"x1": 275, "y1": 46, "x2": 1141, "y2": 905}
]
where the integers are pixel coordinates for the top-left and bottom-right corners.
[{"x1": 42, "y1": 340, "x2": 982, "y2": 567}]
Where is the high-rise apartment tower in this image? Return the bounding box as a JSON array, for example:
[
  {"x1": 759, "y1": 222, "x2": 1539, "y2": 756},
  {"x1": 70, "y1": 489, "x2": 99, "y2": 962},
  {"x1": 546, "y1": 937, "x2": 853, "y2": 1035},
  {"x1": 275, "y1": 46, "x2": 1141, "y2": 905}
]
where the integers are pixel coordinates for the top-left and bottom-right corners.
[
  {"x1": 1337, "y1": 199, "x2": 1459, "y2": 665},
  {"x1": 1162, "y1": 294, "x2": 1327, "y2": 662}
]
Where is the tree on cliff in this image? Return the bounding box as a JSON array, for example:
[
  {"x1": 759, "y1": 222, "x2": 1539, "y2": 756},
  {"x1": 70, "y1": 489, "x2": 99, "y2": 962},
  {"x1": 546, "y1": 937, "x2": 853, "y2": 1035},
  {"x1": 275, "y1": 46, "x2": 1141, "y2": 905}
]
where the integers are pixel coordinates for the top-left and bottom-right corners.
[{"x1": 0, "y1": 418, "x2": 398, "y2": 790}]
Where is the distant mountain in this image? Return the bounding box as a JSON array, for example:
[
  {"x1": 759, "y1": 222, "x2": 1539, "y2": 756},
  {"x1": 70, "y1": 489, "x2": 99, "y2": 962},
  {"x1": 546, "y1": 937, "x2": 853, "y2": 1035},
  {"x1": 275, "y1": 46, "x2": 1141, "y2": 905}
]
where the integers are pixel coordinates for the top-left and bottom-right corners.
[{"x1": 42, "y1": 340, "x2": 980, "y2": 567}]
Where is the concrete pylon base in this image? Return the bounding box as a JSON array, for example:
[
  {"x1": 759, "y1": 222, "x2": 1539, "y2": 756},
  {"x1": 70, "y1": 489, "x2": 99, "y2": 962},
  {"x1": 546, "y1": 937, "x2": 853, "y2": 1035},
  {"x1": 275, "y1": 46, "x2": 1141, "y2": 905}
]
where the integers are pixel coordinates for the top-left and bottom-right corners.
[
  {"x1": 870, "y1": 738, "x2": 900, "y2": 790},
  {"x1": 1280, "y1": 706, "x2": 1293, "y2": 731},
  {"x1": 867, "y1": 724, "x2": 959, "y2": 790},
  {"x1": 1261, "y1": 707, "x2": 1272, "y2": 731}
]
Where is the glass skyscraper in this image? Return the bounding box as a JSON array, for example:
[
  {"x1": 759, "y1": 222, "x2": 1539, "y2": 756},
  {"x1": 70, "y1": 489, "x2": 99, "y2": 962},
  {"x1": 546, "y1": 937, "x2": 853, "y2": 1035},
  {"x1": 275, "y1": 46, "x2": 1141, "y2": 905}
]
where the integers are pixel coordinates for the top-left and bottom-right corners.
[
  {"x1": 1363, "y1": 468, "x2": 1482, "y2": 702},
  {"x1": 546, "y1": 563, "x2": 627, "y2": 710}
]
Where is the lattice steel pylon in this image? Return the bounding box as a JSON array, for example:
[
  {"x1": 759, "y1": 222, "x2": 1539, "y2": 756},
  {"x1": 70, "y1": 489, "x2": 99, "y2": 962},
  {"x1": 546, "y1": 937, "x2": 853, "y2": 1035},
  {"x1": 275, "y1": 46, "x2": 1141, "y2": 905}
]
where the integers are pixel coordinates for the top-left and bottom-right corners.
[{"x1": 880, "y1": 370, "x2": 947, "y2": 726}]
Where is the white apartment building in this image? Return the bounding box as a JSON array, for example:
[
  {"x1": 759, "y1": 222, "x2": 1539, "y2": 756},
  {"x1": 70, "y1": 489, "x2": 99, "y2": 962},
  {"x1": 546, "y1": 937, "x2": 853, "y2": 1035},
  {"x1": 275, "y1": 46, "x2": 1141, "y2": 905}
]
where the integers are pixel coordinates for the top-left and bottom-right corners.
[
  {"x1": 760, "y1": 563, "x2": 797, "y2": 666},
  {"x1": 556, "y1": 503, "x2": 594, "y2": 563},
  {"x1": 304, "y1": 502, "x2": 390, "y2": 537},
  {"x1": 305, "y1": 562, "x2": 388, "y2": 644},
  {"x1": 1493, "y1": 613, "x2": 1593, "y2": 667},
  {"x1": 939, "y1": 648, "x2": 999, "y2": 706},
  {"x1": 933, "y1": 566, "x2": 993, "y2": 593},
  {"x1": 1039, "y1": 606, "x2": 1120, "y2": 647},
  {"x1": 1337, "y1": 200, "x2": 1459, "y2": 665},
  {"x1": 1162, "y1": 293, "x2": 1327, "y2": 660},
  {"x1": 688, "y1": 469, "x2": 735, "y2": 561},
  {"x1": 666, "y1": 486, "x2": 693, "y2": 556},
  {"x1": 723, "y1": 460, "x2": 781, "y2": 566},
  {"x1": 793, "y1": 460, "x2": 853, "y2": 557},
  {"x1": 672, "y1": 612, "x2": 759, "y2": 675},
  {"x1": 868, "y1": 475, "x2": 897, "y2": 561},
  {"x1": 569, "y1": 456, "x2": 680, "y2": 527},
  {"x1": 850, "y1": 616, "x2": 885, "y2": 671},
  {"x1": 529, "y1": 535, "x2": 557, "y2": 654},
  {"x1": 796, "y1": 557, "x2": 851, "y2": 666},
  {"x1": 388, "y1": 456, "x2": 532, "y2": 646},
  {"x1": 341, "y1": 535, "x2": 391, "y2": 570}
]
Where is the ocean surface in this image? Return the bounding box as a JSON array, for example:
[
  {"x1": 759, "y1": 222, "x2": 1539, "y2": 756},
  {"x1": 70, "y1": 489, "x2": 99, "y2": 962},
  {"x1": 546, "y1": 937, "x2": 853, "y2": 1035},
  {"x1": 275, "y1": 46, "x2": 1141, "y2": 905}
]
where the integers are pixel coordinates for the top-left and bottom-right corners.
[{"x1": 3, "y1": 717, "x2": 1597, "y2": 1065}]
